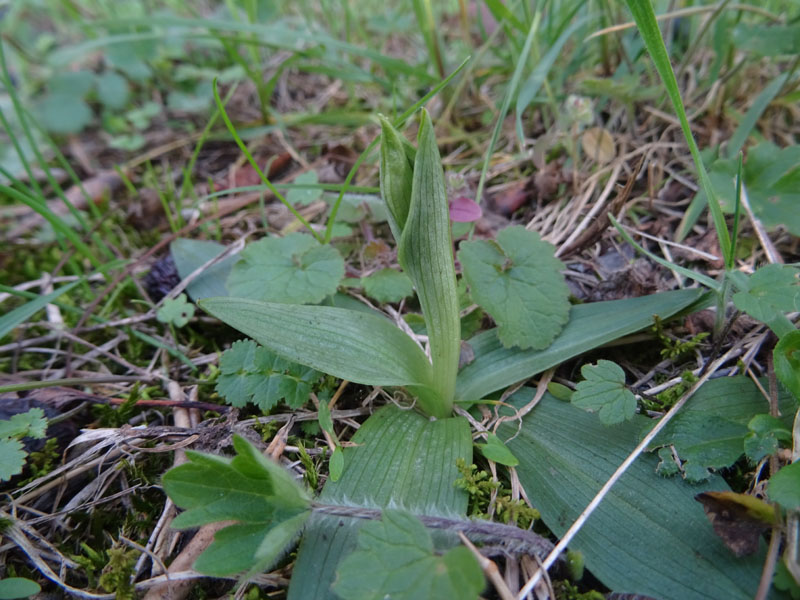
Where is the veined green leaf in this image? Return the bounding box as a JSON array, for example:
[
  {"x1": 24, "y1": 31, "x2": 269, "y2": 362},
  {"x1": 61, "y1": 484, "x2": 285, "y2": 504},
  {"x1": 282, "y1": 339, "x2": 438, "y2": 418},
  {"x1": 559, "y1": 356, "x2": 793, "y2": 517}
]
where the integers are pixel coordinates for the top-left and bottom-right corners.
[
  {"x1": 456, "y1": 288, "x2": 707, "y2": 404},
  {"x1": 377, "y1": 116, "x2": 412, "y2": 238},
  {"x1": 502, "y1": 391, "x2": 763, "y2": 599},
  {"x1": 199, "y1": 297, "x2": 434, "y2": 391},
  {"x1": 396, "y1": 110, "x2": 460, "y2": 414},
  {"x1": 288, "y1": 406, "x2": 471, "y2": 600}
]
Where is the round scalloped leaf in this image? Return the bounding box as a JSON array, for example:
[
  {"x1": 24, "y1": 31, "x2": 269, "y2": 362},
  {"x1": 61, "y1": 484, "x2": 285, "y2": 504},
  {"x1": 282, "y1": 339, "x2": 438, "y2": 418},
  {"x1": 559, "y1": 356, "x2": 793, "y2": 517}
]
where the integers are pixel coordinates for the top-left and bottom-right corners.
[
  {"x1": 732, "y1": 264, "x2": 800, "y2": 323},
  {"x1": 227, "y1": 234, "x2": 344, "y2": 304},
  {"x1": 571, "y1": 360, "x2": 637, "y2": 425},
  {"x1": 458, "y1": 226, "x2": 569, "y2": 350}
]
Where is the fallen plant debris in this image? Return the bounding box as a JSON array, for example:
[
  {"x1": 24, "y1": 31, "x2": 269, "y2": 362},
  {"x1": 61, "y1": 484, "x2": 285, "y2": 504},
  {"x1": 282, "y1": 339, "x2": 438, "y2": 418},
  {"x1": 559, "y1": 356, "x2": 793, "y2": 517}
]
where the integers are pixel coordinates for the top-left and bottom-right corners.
[{"x1": 1, "y1": 2, "x2": 799, "y2": 600}]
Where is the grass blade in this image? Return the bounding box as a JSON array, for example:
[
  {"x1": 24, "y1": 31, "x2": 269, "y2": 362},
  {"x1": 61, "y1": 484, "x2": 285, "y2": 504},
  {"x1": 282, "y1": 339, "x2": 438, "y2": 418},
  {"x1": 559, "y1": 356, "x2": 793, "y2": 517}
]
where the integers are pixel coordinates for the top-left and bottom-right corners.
[
  {"x1": 0, "y1": 280, "x2": 83, "y2": 339},
  {"x1": 624, "y1": 1, "x2": 731, "y2": 262}
]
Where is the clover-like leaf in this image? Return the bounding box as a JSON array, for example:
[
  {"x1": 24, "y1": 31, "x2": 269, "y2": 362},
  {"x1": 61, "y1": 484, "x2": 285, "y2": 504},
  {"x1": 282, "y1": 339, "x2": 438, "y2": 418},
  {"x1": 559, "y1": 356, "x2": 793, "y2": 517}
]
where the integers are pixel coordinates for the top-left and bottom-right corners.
[
  {"x1": 458, "y1": 225, "x2": 569, "y2": 350},
  {"x1": 732, "y1": 264, "x2": 800, "y2": 324},
  {"x1": 774, "y1": 330, "x2": 800, "y2": 401},
  {"x1": 362, "y1": 268, "x2": 414, "y2": 303},
  {"x1": 156, "y1": 294, "x2": 195, "y2": 328},
  {"x1": 571, "y1": 360, "x2": 637, "y2": 425},
  {"x1": 333, "y1": 509, "x2": 484, "y2": 600},
  {"x1": 227, "y1": 234, "x2": 344, "y2": 304},
  {"x1": 216, "y1": 340, "x2": 320, "y2": 411},
  {"x1": 769, "y1": 461, "x2": 800, "y2": 510}
]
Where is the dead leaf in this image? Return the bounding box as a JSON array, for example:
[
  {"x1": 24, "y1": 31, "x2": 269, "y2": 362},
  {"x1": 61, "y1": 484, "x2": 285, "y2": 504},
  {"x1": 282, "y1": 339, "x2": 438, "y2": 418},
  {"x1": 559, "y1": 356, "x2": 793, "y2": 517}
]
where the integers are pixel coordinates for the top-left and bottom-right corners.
[
  {"x1": 581, "y1": 127, "x2": 616, "y2": 164},
  {"x1": 695, "y1": 491, "x2": 775, "y2": 557}
]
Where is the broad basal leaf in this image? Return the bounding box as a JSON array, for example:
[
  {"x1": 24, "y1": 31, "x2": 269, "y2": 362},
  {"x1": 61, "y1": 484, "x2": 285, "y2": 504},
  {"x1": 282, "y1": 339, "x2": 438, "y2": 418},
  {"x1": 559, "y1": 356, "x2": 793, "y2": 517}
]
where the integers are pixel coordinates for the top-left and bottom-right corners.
[
  {"x1": 227, "y1": 233, "x2": 344, "y2": 304},
  {"x1": 456, "y1": 288, "x2": 707, "y2": 404},
  {"x1": 162, "y1": 435, "x2": 311, "y2": 576},
  {"x1": 502, "y1": 389, "x2": 764, "y2": 600},
  {"x1": 458, "y1": 225, "x2": 569, "y2": 350},
  {"x1": 571, "y1": 360, "x2": 636, "y2": 425},
  {"x1": 732, "y1": 264, "x2": 800, "y2": 323},
  {"x1": 199, "y1": 298, "x2": 434, "y2": 391},
  {"x1": 333, "y1": 510, "x2": 483, "y2": 600},
  {"x1": 216, "y1": 340, "x2": 319, "y2": 410},
  {"x1": 288, "y1": 406, "x2": 471, "y2": 600},
  {"x1": 361, "y1": 268, "x2": 414, "y2": 303}
]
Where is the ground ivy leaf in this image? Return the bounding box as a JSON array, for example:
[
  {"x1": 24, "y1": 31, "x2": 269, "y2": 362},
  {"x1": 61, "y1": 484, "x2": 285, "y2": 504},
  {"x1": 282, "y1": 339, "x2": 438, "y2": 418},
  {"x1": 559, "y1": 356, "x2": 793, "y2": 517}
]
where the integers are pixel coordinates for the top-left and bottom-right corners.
[
  {"x1": 0, "y1": 438, "x2": 26, "y2": 482},
  {"x1": 458, "y1": 225, "x2": 569, "y2": 350},
  {"x1": 744, "y1": 414, "x2": 792, "y2": 462},
  {"x1": 571, "y1": 360, "x2": 637, "y2": 425},
  {"x1": 362, "y1": 268, "x2": 414, "y2": 303},
  {"x1": 156, "y1": 293, "x2": 195, "y2": 327},
  {"x1": 476, "y1": 433, "x2": 519, "y2": 466},
  {"x1": 769, "y1": 461, "x2": 800, "y2": 510},
  {"x1": 332, "y1": 509, "x2": 483, "y2": 600},
  {"x1": 227, "y1": 233, "x2": 344, "y2": 304},
  {"x1": 287, "y1": 171, "x2": 323, "y2": 206},
  {"x1": 732, "y1": 264, "x2": 800, "y2": 323},
  {"x1": 216, "y1": 340, "x2": 319, "y2": 411}
]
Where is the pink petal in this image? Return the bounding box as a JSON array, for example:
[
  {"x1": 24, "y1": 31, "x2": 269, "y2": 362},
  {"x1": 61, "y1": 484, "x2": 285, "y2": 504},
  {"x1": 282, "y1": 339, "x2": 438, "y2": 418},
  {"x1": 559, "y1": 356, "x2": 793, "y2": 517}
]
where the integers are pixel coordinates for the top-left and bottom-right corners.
[{"x1": 449, "y1": 196, "x2": 482, "y2": 222}]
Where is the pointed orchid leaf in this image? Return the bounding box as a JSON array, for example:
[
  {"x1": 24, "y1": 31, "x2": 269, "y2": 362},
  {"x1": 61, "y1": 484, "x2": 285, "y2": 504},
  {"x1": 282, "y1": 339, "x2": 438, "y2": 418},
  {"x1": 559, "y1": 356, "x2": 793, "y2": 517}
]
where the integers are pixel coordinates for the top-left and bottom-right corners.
[{"x1": 200, "y1": 297, "x2": 434, "y2": 393}]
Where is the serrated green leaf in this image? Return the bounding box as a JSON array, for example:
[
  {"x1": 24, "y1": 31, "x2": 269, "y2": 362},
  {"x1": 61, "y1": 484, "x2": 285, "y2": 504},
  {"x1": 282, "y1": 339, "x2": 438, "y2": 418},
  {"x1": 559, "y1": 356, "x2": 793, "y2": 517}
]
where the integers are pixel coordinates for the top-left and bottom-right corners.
[
  {"x1": 571, "y1": 360, "x2": 636, "y2": 425},
  {"x1": 362, "y1": 268, "x2": 414, "y2": 303},
  {"x1": 769, "y1": 461, "x2": 800, "y2": 510},
  {"x1": 732, "y1": 264, "x2": 800, "y2": 323},
  {"x1": 288, "y1": 406, "x2": 471, "y2": 600},
  {"x1": 194, "y1": 511, "x2": 310, "y2": 577},
  {"x1": 287, "y1": 171, "x2": 323, "y2": 205},
  {"x1": 655, "y1": 447, "x2": 680, "y2": 477},
  {"x1": 456, "y1": 288, "x2": 707, "y2": 404},
  {"x1": 156, "y1": 294, "x2": 195, "y2": 327},
  {"x1": 744, "y1": 414, "x2": 792, "y2": 462},
  {"x1": 503, "y1": 390, "x2": 764, "y2": 599},
  {"x1": 0, "y1": 577, "x2": 41, "y2": 600},
  {"x1": 458, "y1": 226, "x2": 569, "y2": 350},
  {"x1": 476, "y1": 433, "x2": 518, "y2": 466},
  {"x1": 216, "y1": 340, "x2": 319, "y2": 411},
  {"x1": 227, "y1": 233, "x2": 344, "y2": 304},
  {"x1": 0, "y1": 408, "x2": 47, "y2": 439},
  {"x1": 0, "y1": 438, "x2": 26, "y2": 482},
  {"x1": 163, "y1": 434, "x2": 310, "y2": 530},
  {"x1": 775, "y1": 330, "x2": 800, "y2": 400},
  {"x1": 333, "y1": 509, "x2": 483, "y2": 600},
  {"x1": 200, "y1": 298, "x2": 435, "y2": 399}
]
